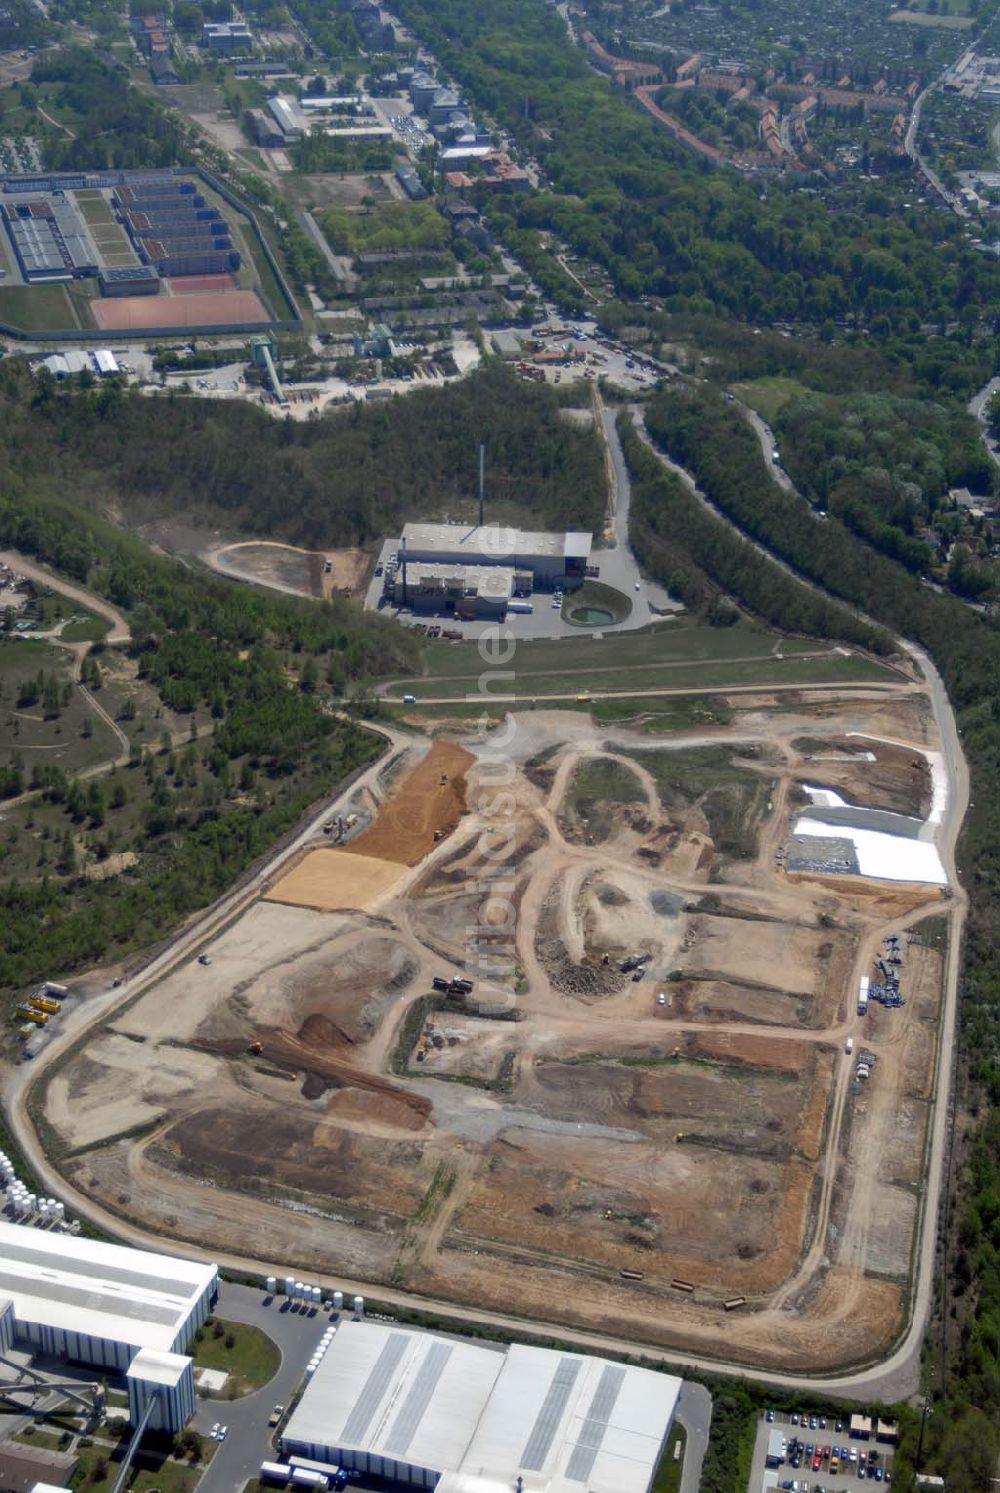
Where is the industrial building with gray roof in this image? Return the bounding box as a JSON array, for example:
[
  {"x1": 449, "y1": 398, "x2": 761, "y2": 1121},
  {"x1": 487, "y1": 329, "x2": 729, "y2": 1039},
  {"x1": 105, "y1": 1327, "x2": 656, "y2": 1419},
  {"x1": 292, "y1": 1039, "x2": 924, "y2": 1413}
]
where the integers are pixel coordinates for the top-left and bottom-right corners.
[
  {"x1": 0, "y1": 194, "x2": 97, "y2": 280},
  {"x1": 400, "y1": 522, "x2": 592, "y2": 586}
]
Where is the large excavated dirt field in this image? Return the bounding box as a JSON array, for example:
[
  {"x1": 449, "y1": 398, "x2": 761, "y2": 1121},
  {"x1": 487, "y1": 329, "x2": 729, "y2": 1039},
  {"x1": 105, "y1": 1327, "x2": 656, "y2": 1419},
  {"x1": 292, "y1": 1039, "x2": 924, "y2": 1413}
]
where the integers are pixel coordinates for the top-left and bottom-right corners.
[{"x1": 39, "y1": 690, "x2": 952, "y2": 1373}]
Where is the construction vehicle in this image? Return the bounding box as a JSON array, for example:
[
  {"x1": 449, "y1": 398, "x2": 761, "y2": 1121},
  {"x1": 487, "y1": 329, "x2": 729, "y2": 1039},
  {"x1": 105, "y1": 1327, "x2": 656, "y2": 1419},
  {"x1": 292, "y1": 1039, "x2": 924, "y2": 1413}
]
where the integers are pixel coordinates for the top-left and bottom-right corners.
[
  {"x1": 28, "y1": 997, "x2": 60, "y2": 1016},
  {"x1": 17, "y1": 1008, "x2": 47, "y2": 1026}
]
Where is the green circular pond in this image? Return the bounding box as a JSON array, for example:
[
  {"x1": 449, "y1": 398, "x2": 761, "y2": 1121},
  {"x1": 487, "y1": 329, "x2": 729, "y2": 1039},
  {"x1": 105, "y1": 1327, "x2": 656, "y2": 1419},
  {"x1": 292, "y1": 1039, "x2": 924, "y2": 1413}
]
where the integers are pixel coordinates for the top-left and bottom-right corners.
[{"x1": 569, "y1": 606, "x2": 615, "y2": 626}]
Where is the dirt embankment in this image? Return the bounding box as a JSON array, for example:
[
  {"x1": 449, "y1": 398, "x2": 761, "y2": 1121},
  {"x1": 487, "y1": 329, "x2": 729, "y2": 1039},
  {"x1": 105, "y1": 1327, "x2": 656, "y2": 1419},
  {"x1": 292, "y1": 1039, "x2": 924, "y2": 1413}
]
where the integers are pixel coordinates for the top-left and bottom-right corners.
[
  {"x1": 792, "y1": 738, "x2": 932, "y2": 817},
  {"x1": 200, "y1": 1012, "x2": 432, "y2": 1120},
  {"x1": 347, "y1": 741, "x2": 475, "y2": 866}
]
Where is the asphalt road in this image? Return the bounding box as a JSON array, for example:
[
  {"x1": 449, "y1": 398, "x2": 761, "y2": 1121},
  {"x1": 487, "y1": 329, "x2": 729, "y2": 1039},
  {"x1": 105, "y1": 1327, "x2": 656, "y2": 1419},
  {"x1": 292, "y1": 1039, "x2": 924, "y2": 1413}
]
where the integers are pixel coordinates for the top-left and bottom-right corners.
[
  {"x1": 967, "y1": 373, "x2": 1000, "y2": 474},
  {"x1": 193, "y1": 1284, "x2": 330, "y2": 1493},
  {"x1": 675, "y1": 1379, "x2": 713, "y2": 1493}
]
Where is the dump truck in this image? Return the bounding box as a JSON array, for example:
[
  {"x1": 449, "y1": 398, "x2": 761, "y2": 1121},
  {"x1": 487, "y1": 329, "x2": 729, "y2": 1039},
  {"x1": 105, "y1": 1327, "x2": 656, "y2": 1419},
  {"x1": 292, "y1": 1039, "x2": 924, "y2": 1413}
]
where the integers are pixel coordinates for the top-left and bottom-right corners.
[{"x1": 29, "y1": 997, "x2": 61, "y2": 1016}]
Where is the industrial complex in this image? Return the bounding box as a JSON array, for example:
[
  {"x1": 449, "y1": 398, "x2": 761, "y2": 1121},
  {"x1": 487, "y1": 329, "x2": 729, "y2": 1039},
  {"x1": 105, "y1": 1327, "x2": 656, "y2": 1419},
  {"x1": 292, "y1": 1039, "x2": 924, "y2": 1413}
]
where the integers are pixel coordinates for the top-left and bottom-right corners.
[
  {"x1": 0, "y1": 168, "x2": 294, "y2": 335},
  {"x1": 0, "y1": 171, "x2": 239, "y2": 287},
  {"x1": 381, "y1": 522, "x2": 594, "y2": 617},
  {"x1": 0, "y1": 1216, "x2": 686, "y2": 1488},
  {"x1": 280, "y1": 1321, "x2": 680, "y2": 1493},
  {"x1": 0, "y1": 1222, "x2": 217, "y2": 1433}
]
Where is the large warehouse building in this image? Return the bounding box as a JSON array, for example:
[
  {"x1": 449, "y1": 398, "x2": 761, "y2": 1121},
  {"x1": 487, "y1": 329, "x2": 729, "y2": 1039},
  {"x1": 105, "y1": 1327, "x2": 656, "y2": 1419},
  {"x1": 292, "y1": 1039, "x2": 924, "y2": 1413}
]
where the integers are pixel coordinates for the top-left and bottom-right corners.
[
  {"x1": 0, "y1": 1222, "x2": 217, "y2": 1430},
  {"x1": 281, "y1": 1321, "x2": 680, "y2": 1493},
  {"x1": 400, "y1": 523, "x2": 593, "y2": 588},
  {"x1": 382, "y1": 522, "x2": 594, "y2": 617}
]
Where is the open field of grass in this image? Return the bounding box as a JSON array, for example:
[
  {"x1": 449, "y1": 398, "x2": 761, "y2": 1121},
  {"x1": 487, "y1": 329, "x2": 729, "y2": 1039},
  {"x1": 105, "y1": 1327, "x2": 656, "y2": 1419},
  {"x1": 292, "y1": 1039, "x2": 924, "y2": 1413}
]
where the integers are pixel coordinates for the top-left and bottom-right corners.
[
  {"x1": 567, "y1": 755, "x2": 645, "y2": 810},
  {"x1": 0, "y1": 283, "x2": 78, "y2": 332},
  {"x1": 60, "y1": 614, "x2": 112, "y2": 643},
  {"x1": 386, "y1": 650, "x2": 896, "y2": 701},
  {"x1": 729, "y1": 376, "x2": 812, "y2": 423},
  {"x1": 71, "y1": 1438, "x2": 209, "y2": 1493},
  {"x1": 414, "y1": 622, "x2": 823, "y2": 682},
  {"x1": 75, "y1": 194, "x2": 116, "y2": 227},
  {"x1": 0, "y1": 638, "x2": 118, "y2": 777},
  {"x1": 652, "y1": 1424, "x2": 686, "y2": 1493},
  {"x1": 192, "y1": 1320, "x2": 280, "y2": 1397}
]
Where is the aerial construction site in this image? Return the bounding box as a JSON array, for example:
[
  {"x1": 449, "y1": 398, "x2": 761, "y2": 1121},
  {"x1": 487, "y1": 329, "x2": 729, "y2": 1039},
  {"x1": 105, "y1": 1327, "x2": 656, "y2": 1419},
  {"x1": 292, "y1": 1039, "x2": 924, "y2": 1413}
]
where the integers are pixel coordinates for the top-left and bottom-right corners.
[{"x1": 29, "y1": 672, "x2": 957, "y2": 1375}]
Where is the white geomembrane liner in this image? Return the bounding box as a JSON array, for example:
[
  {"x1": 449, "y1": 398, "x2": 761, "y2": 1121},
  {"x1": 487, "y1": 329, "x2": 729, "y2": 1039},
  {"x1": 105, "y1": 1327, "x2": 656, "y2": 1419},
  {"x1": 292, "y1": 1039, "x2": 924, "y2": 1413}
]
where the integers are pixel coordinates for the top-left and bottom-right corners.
[{"x1": 794, "y1": 760, "x2": 948, "y2": 886}]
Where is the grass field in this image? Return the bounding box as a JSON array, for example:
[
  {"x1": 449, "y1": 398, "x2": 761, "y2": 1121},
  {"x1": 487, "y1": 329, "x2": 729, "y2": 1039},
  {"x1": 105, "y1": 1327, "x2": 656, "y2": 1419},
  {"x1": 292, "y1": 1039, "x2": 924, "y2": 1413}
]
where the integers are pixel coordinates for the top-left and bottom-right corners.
[
  {"x1": 75, "y1": 194, "x2": 116, "y2": 227},
  {"x1": 71, "y1": 1439, "x2": 208, "y2": 1493},
  {"x1": 193, "y1": 1320, "x2": 280, "y2": 1396},
  {"x1": 0, "y1": 638, "x2": 119, "y2": 777},
  {"x1": 386, "y1": 650, "x2": 895, "y2": 701},
  {"x1": 567, "y1": 756, "x2": 645, "y2": 810},
  {"x1": 651, "y1": 1424, "x2": 686, "y2": 1493},
  {"x1": 0, "y1": 283, "x2": 78, "y2": 333},
  {"x1": 729, "y1": 376, "x2": 812, "y2": 423},
  {"x1": 61, "y1": 613, "x2": 112, "y2": 643},
  {"x1": 414, "y1": 622, "x2": 823, "y2": 682}
]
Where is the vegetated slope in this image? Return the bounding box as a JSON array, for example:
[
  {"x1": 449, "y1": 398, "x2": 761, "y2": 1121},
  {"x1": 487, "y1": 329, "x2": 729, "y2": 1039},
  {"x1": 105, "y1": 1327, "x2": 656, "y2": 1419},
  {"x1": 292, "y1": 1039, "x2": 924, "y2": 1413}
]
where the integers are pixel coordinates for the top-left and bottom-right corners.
[
  {"x1": 618, "y1": 414, "x2": 890, "y2": 653},
  {"x1": 11, "y1": 363, "x2": 604, "y2": 547},
  {"x1": 638, "y1": 380, "x2": 1000, "y2": 1478},
  {"x1": 0, "y1": 490, "x2": 417, "y2": 996},
  {"x1": 391, "y1": 0, "x2": 1000, "y2": 330}
]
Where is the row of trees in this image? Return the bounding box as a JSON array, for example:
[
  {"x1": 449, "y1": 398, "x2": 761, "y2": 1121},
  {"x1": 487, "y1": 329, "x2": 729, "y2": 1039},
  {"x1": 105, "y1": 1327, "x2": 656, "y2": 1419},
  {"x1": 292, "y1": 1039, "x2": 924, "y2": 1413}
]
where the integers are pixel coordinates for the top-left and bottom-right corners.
[{"x1": 619, "y1": 413, "x2": 890, "y2": 651}]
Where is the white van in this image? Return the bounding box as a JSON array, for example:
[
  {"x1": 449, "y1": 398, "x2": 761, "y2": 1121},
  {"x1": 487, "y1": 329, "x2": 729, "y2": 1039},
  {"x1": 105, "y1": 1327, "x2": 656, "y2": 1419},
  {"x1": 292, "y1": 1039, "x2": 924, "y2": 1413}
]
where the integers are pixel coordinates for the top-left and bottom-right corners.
[
  {"x1": 845, "y1": 1037, "x2": 854, "y2": 1054},
  {"x1": 402, "y1": 694, "x2": 416, "y2": 704}
]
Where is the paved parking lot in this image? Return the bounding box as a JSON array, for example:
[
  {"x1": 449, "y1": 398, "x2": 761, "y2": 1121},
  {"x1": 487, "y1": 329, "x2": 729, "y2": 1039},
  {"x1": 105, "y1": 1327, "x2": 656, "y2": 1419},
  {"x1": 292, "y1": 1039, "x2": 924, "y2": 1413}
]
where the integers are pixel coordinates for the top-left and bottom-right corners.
[{"x1": 749, "y1": 1411, "x2": 897, "y2": 1493}]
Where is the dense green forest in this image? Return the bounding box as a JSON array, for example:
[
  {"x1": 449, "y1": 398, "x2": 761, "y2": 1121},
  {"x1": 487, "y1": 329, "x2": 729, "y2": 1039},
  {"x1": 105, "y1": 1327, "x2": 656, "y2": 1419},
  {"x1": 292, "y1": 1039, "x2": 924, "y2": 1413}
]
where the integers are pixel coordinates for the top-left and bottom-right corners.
[
  {"x1": 29, "y1": 50, "x2": 193, "y2": 170},
  {"x1": 392, "y1": 0, "x2": 1000, "y2": 332},
  {"x1": 9, "y1": 363, "x2": 604, "y2": 545},
  {"x1": 0, "y1": 488, "x2": 417, "y2": 993},
  {"x1": 632, "y1": 383, "x2": 1000, "y2": 1484},
  {"x1": 618, "y1": 414, "x2": 890, "y2": 652}
]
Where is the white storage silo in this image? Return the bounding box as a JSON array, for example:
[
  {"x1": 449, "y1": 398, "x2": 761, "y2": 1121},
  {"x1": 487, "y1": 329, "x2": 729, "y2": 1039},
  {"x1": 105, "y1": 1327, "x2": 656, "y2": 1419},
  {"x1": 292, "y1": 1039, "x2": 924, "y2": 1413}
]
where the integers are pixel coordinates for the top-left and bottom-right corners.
[
  {"x1": 332, "y1": 1290, "x2": 343, "y2": 1312},
  {"x1": 353, "y1": 1295, "x2": 364, "y2": 1317}
]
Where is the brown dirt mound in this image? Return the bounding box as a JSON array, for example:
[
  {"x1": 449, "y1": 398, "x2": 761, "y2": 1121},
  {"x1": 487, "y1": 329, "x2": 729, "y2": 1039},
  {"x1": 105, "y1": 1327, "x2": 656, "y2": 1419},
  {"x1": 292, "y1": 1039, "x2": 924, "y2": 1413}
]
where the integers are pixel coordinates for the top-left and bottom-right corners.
[
  {"x1": 347, "y1": 740, "x2": 475, "y2": 866},
  {"x1": 250, "y1": 1020, "x2": 432, "y2": 1120}
]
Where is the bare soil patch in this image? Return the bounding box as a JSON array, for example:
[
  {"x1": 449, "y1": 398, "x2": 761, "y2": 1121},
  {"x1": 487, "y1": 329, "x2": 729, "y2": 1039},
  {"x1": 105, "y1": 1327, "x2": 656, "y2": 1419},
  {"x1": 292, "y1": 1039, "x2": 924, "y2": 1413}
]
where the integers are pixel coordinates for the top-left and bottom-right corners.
[
  {"x1": 347, "y1": 741, "x2": 474, "y2": 865},
  {"x1": 266, "y1": 848, "x2": 407, "y2": 912}
]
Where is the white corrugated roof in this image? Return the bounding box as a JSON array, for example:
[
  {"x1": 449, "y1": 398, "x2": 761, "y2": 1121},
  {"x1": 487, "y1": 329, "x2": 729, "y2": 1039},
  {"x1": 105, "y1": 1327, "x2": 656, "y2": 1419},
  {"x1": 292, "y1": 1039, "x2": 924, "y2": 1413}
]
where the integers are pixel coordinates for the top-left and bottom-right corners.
[
  {"x1": 0, "y1": 1221, "x2": 216, "y2": 1352},
  {"x1": 126, "y1": 1347, "x2": 191, "y2": 1387},
  {"x1": 401, "y1": 523, "x2": 591, "y2": 566},
  {"x1": 462, "y1": 1344, "x2": 680, "y2": 1493},
  {"x1": 282, "y1": 1324, "x2": 681, "y2": 1493},
  {"x1": 283, "y1": 1321, "x2": 504, "y2": 1475}
]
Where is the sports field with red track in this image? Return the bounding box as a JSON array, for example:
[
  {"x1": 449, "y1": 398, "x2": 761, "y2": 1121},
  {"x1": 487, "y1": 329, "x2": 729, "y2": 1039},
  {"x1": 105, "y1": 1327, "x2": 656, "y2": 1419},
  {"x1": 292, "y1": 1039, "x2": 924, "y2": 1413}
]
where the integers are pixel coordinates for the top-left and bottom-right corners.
[{"x1": 93, "y1": 289, "x2": 269, "y2": 330}]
